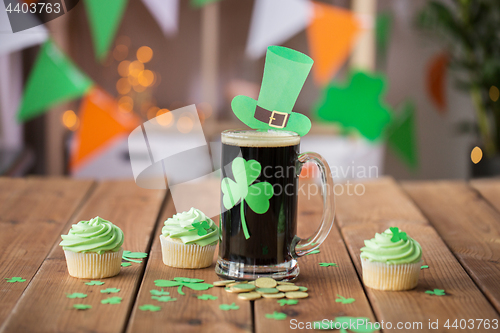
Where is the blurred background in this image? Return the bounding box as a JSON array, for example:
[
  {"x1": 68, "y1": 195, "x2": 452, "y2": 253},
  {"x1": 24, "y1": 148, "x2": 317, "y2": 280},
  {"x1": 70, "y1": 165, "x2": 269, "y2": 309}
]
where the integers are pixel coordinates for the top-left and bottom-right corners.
[{"x1": 0, "y1": 0, "x2": 498, "y2": 181}]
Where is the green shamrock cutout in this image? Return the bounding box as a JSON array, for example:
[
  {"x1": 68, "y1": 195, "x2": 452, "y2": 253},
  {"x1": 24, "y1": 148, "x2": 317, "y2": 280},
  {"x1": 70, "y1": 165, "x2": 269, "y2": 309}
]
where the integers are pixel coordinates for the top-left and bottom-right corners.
[
  {"x1": 150, "y1": 289, "x2": 170, "y2": 296},
  {"x1": 336, "y1": 294, "x2": 356, "y2": 304},
  {"x1": 122, "y1": 251, "x2": 148, "y2": 263},
  {"x1": 319, "y1": 263, "x2": 338, "y2": 267},
  {"x1": 305, "y1": 249, "x2": 320, "y2": 255},
  {"x1": 154, "y1": 277, "x2": 213, "y2": 296},
  {"x1": 151, "y1": 296, "x2": 177, "y2": 302},
  {"x1": 73, "y1": 304, "x2": 92, "y2": 310},
  {"x1": 85, "y1": 280, "x2": 105, "y2": 286},
  {"x1": 421, "y1": 265, "x2": 429, "y2": 269},
  {"x1": 191, "y1": 220, "x2": 211, "y2": 236},
  {"x1": 278, "y1": 299, "x2": 298, "y2": 306},
  {"x1": 265, "y1": 311, "x2": 287, "y2": 320},
  {"x1": 139, "y1": 304, "x2": 161, "y2": 312},
  {"x1": 389, "y1": 227, "x2": 407, "y2": 242},
  {"x1": 66, "y1": 293, "x2": 87, "y2": 299},
  {"x1": 100, "y1": 288, "x2": 120, "y2": 294},
  {"x1": 5, "y1": 277, "x2": 26, "y2": 283},
  {"x1": 314, "y1": 316, "x2": 377, "y2": 332},
  {"x1": 425, "y1": 289, "x2": 446, "y2": 296},
  {"x1": 219, "y1": 303, "x2": 239, "y2": 311},
  {"x1": 101, "y1": 297, "x2": 122, "y2": 304},
  {"x1": 121, "y1": 262, "x2": 132, "y2": 267},
  {"x1": 197, "y1": 294, "x2": 218, "y2": 300},
  {"x1": 221, "y1": 157, "x2": 274, "y2": 239}
]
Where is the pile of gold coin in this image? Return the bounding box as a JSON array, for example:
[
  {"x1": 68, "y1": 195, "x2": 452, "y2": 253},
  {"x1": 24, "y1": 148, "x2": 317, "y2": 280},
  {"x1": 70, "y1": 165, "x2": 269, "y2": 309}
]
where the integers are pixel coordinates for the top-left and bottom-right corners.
[{"x1": 213, "y1": 277, "x2": 309, "y2": 301}]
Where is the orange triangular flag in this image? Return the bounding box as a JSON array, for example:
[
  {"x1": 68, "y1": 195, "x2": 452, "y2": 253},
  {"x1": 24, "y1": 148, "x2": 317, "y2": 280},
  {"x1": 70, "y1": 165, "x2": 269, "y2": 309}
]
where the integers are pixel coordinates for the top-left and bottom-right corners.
[
  {"x1": 70, "y1": 87, "x2": 140, "y2": 171},
  {"x1": 307, "y1": 3, "x2": 361, "y2": 85},
  {"x1": 426, "y1": 52, "x2": 448, "y2": 114}
]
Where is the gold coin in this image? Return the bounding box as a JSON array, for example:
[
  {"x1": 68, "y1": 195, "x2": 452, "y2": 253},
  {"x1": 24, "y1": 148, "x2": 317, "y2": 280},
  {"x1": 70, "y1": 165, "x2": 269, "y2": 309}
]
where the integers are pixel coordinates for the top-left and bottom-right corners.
[
  {"x1": 285, "y1": 291, "x2": 308, "y2": 299},
  {"x1": 256, "y1": 288, "x2": 279, "y2": 294},
  {"x1": 225, "y1": 287, "x2": 240, "y2": 293},
  {"x1": 227, "y1": 281, "x2": 247, "y2": 288},
  {"x1": 238, "y1": 292, "x2": 262, "y2": 300},
  {"x1": 213, "y1": 280, "x2": 235, "y2": 287},
  {"x1": 277, "y1": 285, "x2": 299, "y2": 292},
  {"x1": 248, "y1": 281, "x2": 255, "y2": 285},
  {"x1": 262, "y1": 292, "x2": 285, "y2": 299},
  {"x1": 255, "y1": 277, "x2": 277, "y2": 289},
  {"x1": 277, "y1": 281, "x2": 295, "y2": 285},
  {"x1": 231, "y1": 284, "x2": 256, "y2": 293}
]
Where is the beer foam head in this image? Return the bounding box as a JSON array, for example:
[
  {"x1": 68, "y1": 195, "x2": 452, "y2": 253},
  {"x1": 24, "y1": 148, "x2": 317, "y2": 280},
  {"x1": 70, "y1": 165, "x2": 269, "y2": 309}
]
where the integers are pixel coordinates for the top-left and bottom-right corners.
[{"x1": 222, "y1": 130, "x2": 300, "y2": 147}]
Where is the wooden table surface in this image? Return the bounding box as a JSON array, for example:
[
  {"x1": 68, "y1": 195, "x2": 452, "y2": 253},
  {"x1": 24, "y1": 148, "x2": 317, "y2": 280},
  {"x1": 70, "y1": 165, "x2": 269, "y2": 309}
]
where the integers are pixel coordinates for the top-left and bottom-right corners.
[{"x1": 0, "y1": 177, "x2": 499, "y2": 333}]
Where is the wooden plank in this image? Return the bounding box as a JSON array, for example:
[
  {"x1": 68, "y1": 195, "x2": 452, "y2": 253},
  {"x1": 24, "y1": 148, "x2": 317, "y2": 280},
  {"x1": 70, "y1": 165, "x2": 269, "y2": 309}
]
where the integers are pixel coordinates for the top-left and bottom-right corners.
[
  {"x1": 1, "y1": 181, "x2": 166, "y2": 333},
  {"x1": 254, "y1": 180, "x2": 378, "y2": 333},
  {"x1": 0, "y1": 177, "x2": 94, "y2": 324},
  {"x1": 402, "y1": 181, "x2": 500, "y2": 313},
  {"x1": 470, "y1": 178, "x2": 500, "y2": 213},
  {"x1": 337, "y1": 178, "x2": 500, "y2": 332},
  {"x1": 127, "y1": 181, "x2": 252, "y2": 333}
]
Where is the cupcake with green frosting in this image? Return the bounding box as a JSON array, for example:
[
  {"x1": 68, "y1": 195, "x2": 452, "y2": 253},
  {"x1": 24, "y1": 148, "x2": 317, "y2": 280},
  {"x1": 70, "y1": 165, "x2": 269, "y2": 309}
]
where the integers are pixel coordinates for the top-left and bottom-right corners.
[
  {"x1": 360, "y1": 227, "x2": 423, "y2": 290},
  {"x1": 160, "y1": 207, "x2": 218, "y2": 269},
  {"x1": 60, "y1": 216, "x2": 124, "y2": 279}
]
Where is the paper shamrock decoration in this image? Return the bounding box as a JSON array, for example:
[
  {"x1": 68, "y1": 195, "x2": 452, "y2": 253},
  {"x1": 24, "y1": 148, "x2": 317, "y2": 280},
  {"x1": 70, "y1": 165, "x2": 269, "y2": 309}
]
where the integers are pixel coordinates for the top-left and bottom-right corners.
[
  {"x1": 319, "y1": 263, "x2": 338, "y2": 267},
  {"x1": 387, "y1": 100, "x2": 419, "y2": 170},
  {"x1": 221, "y1": 157, "x2": 274, "y2": 239},
  {"x1": 5, "y1": 277, "x2": 26, "y2": 283},
  {"x1": 314, "y1": 71, "x2": 393, "y2": 141},
  {"x1": 192, "y1": 221, "x2": 211, "y2": 236},
  {"x1": 219, "y1": 303, "x2": 239, "y2": 311},
  {"x1": 150, "y1": 289, "x2": 170, "y2": 296},
  {"x1": 389, "y1": 227, "x2": 408, "y2": 242},
  {"x1": 154, "y1": 278, "x2": 213, "y2": 296},
  {"x1": 73, "y1": 304, "x2": 92, "y2": 310},
  {"x1": 85, "y1": 280, "x2": 105, "y2": 286},
  {"x1": 151, "y1": 296, "x2": 177, "y2": 302},
  {"x1": 101, "y1": 288, "x2": 120, "y2": 294},
  {"x1": 122, "y1": 251, "x2": 148, "y2": 263},
  {"x1": 121, "y1": 262, "x2": 132, "y2": 267},
  {"x1": 139, "y1": 304, "x2": 161, "y2": 312},
  {"x1": 265, "y1": 311, "x2": 287, "y2": 320},
  {"x1": 197, "y1": 294, "x2": 218, "y2": 300},
  {"x1": 314, "y1": 317, "x2": 377, "y2": 332},
  {"x1": 425, "y1": 289, "x2": 446, "y2": 296},
  {"x1": 66, "y1": 293, "x2": 87, "y2": 299},
  {"x1": 277, "y1": 299, "x2": 298, "y2": 306},
  {"x1": 336, "y1": 294, "x2": 356, "y2": 304},
  {"x1": 101, "y1": 297, "x2": 122, "y2": 304},
  {"x1": 421, "y1": 265, "x2": 429, "y2": 269}
]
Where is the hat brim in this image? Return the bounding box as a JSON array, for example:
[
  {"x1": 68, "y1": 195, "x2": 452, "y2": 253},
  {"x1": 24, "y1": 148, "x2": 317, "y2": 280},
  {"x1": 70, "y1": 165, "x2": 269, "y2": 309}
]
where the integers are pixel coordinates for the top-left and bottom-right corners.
[{"x1": 231, "y1": 95, "x2": 311, "y2": 136}]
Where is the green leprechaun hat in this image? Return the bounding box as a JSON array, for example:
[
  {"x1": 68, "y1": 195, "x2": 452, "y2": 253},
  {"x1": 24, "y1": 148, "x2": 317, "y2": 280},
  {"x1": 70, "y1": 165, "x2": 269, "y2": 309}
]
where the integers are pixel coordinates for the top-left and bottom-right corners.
[{"x1": 231, "y1": 46, "x2": 314, "y2": 136}]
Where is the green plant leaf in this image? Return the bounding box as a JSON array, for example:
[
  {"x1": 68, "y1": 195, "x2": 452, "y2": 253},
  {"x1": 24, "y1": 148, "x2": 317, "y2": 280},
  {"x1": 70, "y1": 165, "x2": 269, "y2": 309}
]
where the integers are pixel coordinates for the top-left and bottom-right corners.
[
  {"x1": 73, "y1": 304, "x2": 92, "y2": 310},
  {"x1": 151, "y1": 296, "x2": 177, "y2": 302},
  {"x1": 277, "y1": 299, "x2": 298, "y2": 306},
  {"x1": 101, "y1": 297, "x2": 122, "y2": 304},
  {"x1": 219, "y1": 303, "x2": 239, "y2": 311},
  {"x1": 197, "y1": 294, "x2": 218, "y2": 300},
  {"x1": 265, "y1": 311, "x2": 287, "y2": 320},
  {"x1": 66, "y1": 293, "x2": 87, "y2": 299},
  {"x1": 100, "y1": 288, "x2": 120, "y2": 294},
  {"x1": 5, "y1": 277, "x2": 26, "y2": 283},
  {"x1": 139, "y1": 304, "x2": 161, "y2": 312},
  {"x1": 150, "y1": 289, "x2": 170, "y2": 296},
  {"x1": 85, "y1": 280, "x2": 105, "y2": 286}
]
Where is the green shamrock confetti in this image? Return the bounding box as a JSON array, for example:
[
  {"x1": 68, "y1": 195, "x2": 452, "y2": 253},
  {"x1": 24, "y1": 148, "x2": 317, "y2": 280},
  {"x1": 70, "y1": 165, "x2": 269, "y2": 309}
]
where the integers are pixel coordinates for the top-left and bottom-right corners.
[
  {"x1": 219, "y1": 303, "x2": 239, "y2": 311},
  {"x1": 298, "y1": 286, "x2": 308, "y2": 292},
  {"x1": 425, "y1": 289, "x2": 446, "y2": 296},
  {"x1": 5, "y1": 277, "x2": 26, "y2": 283},
  {"x1": 277, "y1": 299, "x2": 298, "y2": 306},
  {"x1": 335, "y1": 294, "x2": 356, "y2": 304},
  {"x1": 100, "y1": 288, "x2": 120, "y2": 294},
  {"x1": 85, "y1": 280, "x2": 105, "y2": 286},
  {"x1": 73, "y1": 304, "x2": 92, "y2": 310},
  {"x1": 121, "y1": 262, "x2": 132, "y2": 267},
  {"x1": 421, "y1": 265, "x2": 429, "y2": 269},
  {"x1": 221, "y1": 157, "x2": 274, "y2": 239},
  {"x1": 305, "y1": 249, "x2": 320, "y2": 255},
  {"x1": 152, "y1": 296, "x2": 177, "y2": 302},
  {"x1": 313, "y1": 316, "x2": 377, "y2": 332},
  {"x1": 101, "y1": 297, "x2": 122, "y2": 304},
  {"x1": 265, "y1": 311, "x2": 287, "y2": 320},
  {"x1": 154, "y1": 277, "x2": 213, "y2": 296},
  {"x1": 122, "y1": 251, "x2": 148, "y2": 263},
  {"x1": 389, "y1": 227, "x2": 407, "y2": 242},
  {"x1": 191, "y1": 220, "x2": 211, "y2": 236},
  {"x1": 139, "y1": 304, "x2": 161, "y2": 312},
  {"x1": 319, "y1": 263, "x2": 338, "y2": 267},
  {"x1": 197, "y1": 294, "x2": 218, "y2": 300},
  {"x1": 66, "y1": 293, "x2": 87, "y2": 299},
  {"x1": 150, "y1": 289, "x2": 170, "y2": 296}
]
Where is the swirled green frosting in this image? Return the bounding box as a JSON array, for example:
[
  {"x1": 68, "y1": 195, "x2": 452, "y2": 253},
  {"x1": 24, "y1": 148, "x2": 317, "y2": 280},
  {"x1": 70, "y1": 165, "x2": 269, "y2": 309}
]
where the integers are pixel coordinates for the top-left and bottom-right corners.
[
  {"x1": 59, "y1": 216, "x2": 124, "y2": 254},
  {"x1": 360, "y1": 228, "x2": 422, "y2": 264},
  {"x1": 162, "y1": 208, "x2": 218, "y2": 246}
]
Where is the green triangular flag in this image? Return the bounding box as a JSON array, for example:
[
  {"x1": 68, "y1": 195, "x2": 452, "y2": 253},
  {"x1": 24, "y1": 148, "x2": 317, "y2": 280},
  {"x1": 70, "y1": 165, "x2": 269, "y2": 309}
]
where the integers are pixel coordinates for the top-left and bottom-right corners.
[
  {"x1": 84, "y1": 0, "x2": 128, "y2": 60},
  {"x1": 387, "y1": 100, "x2": 419, "y2": 170},
  {"x1": 191, "y1": 0, "x2": 222, "y2": 8},
  {"x1": 17, "y1": 40, "x2": 93, "y2": 122}
]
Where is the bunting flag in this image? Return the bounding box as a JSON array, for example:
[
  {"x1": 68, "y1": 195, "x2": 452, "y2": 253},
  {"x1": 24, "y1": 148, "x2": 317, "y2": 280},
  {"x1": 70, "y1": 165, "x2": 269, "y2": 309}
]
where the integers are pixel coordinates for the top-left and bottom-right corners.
[
  {"x1": 142, "y1": 0, "x2": 179, "y2": 37},
  {"x1": 245, "y1": 0, "x2": 313, "y2": 59},
  {"x1": 84, "y1": 0, "x2": 129, "y2": 61},
  {"x1": 307, "y1": 3, "x2": 361, "y2": 85},
  {"x1": 387, "y1": 100, "x2": 419, "y2": 170},
  {"x1": 191, "y1": 0, "x2": 222, "y2": 8},
  {"x1": 426, "y1": 52, "x2": 448, "y2": 114},
  {"x1": 17, "y1": 40, "x2": 93, "y2": 122},
  {"x1": 70, "y1": 87, "x2": 140, "y2": 171}
]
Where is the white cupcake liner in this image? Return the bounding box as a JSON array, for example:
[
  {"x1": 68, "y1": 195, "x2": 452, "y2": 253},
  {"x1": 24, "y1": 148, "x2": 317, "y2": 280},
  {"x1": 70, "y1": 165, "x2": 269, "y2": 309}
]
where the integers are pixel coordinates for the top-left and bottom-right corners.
[
  {"x1": 160, "y1": 235, "x2": 216, "y2": 269},
  {"x1": 361, "y1": 257, "x2": 422, "y2": 291},
  {"x1": 63, "y1": 248, "x2": 123, "y2": 279}
]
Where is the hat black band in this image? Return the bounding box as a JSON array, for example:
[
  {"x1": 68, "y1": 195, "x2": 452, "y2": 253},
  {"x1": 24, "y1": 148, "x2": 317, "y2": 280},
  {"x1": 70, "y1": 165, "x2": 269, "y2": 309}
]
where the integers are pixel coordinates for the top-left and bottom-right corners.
[{"x1": 254, "y1": 105, "x2": 290, "y2": 129}]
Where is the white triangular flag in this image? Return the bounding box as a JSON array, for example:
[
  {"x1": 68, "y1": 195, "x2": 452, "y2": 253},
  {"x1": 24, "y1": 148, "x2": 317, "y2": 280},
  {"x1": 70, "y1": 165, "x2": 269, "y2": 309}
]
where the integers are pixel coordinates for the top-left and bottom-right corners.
[
  {"x1": 142, "y1": 0, "x2": 179, "y2": 37},
  {"x1": 246, "y1": 0, "x2": 313, "y2": 59}
]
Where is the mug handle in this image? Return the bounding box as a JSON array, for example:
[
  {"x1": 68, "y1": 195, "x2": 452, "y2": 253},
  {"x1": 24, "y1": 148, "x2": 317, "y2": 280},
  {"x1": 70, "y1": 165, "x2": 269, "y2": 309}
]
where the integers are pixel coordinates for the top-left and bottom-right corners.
[{"x1": 292, "y1": 152, "x2": 335, "y2": 257}]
